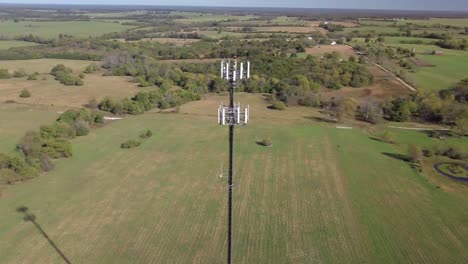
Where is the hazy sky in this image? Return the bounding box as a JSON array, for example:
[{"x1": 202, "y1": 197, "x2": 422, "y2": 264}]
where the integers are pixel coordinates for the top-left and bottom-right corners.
[{"x1": 1, "y1": 0, "x2": 468, "y2": 11}]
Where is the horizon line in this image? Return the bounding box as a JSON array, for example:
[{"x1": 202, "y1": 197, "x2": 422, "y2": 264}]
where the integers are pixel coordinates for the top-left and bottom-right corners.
[{"x1": 1, "y1": 2, "x2": 468, "y2": 13}]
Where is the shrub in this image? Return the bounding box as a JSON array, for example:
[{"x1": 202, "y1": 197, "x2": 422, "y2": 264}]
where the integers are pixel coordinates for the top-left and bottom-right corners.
[
  {"x1": 13, "y1": 69, "x2": 27, "y2": 78},
  {"x1": 84, "y1": 64, "x2": 98, "y2": 74},
  {"x1": 40, "y1": 122, "x2": 76, "y2": 139},
  {"x1": 94, "y1": 112, "x2": 104, "y2": 124},
  {"x1": 85, "y1": 99, "x2": 99, "y2": 109},
  {"x1": 19, "y1": 89, "x2": 31, "y2": 98},
  {"x1": 0, "y1": 69, "x2": 11, "y2": 79},
  {"x1": 27, "y1": 73, "x2": 38, "y2": 80},
  {"x1": 73, "y1": 119, "x2": 90, "y2": 136},
  {"x1": 378, "y1": 130, "x2": 396, "y2": 144},
  {"x1": 270, "y1": 101, "x2": 286, "y2": 110},
  {"x1": 140, "y1": 130, "x2": 153, "y2": 139},
  {"x1": 258, "y1": 139, "x2": 273, "y2": 147},
  {"x1": 408, "y1": 144, "x2": 423, "y2": 163},
  {"x1": 121, "y1": 140, "x2": 141, "y2": 149}
]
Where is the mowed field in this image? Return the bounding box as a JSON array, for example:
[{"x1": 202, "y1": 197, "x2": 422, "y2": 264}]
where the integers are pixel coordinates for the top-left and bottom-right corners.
[
  {"x1": 0, "y1": 21, "x2": 134, "y2": 38},
  {"x1": 0, "y1": 94, "x2": 467, "y2": 263}
]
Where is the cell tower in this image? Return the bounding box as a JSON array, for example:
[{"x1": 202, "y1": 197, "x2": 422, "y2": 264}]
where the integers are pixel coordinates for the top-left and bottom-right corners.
[{"x1": 218, "y1": 57, "x2": 250, "y2": 264}]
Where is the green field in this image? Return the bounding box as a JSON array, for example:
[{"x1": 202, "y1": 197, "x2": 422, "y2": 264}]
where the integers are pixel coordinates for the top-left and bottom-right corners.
[
  {"x1": 0, "y1": 41, "x2": 39, "y2": 50},
  {"x1": 382, "y1": 43, "x2": 468, "y2": 91},
  {"x1": 0, "y1": 21, "x2": 134, "y2": 38},
  {"x1": 0, "y1": 104, "x2": 59, "y2": 154},
  {"x1": 0, "y1": 94, "x2": 467, "y2": 263},
  {"x1": 359, "y1": 18, "x2": 468, "y2": 28}
]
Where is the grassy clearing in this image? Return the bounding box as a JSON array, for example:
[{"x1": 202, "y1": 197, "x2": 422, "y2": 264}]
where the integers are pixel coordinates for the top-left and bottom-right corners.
[
  {"x1": 0, "y1": 104, "x2": 59, "y2": 154},
  {"x1": 0, "y1": 21, "x2": 134, "y2": 38},
  {"x1": 0, "y1": 94, "x2": 467, "y2": 263},
  {"x1": 0, "y1": 41, "x2": 39, "y2": 50},
  {"x1": 174, "y1": 14, "x2": 257, "y2": 24},
  {"x1": 0, "y1": 74, "x2": 142, "y2": 108},
  {"x1": 383, "y1": 44, "x2": 468, "y2": 91},
  {"x1": 0, "y1": 59, "x2": 95, "y2": 74}
]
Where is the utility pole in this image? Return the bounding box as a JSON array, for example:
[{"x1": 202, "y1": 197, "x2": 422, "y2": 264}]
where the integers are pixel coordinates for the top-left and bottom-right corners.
[{"x1": 218, "y1": 57, "x2": 250, "y2": 264}]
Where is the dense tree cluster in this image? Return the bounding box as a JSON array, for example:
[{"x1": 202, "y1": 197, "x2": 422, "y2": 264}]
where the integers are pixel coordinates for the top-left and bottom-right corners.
[
  {"x1": 98, "y1": 89, "x2": 200, "y2": 115},
  {"x1": 50, "y1": 64, "x2": 83, "y2": 86},
  {"x1": 380, "y1": 79, "x2": 468, "y2": 135}
]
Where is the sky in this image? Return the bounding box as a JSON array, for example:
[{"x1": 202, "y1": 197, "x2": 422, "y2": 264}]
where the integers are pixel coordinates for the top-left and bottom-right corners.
[{"x1": 0, "y1": 0, "x2": 468, "y2": 11}]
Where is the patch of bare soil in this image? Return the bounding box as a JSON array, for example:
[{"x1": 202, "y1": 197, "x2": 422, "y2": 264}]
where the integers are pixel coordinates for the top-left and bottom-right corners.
[{"x1": 305, "y1": 45, "x2": 357, "y2": 57}]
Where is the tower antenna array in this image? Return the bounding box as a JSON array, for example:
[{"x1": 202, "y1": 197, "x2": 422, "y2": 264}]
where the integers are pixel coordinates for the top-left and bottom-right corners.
[{"x1": 218, "y1": 57, "x2": 250, "y2": 264}]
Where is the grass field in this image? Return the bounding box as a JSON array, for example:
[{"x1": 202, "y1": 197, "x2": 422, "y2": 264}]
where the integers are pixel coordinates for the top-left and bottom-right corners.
[
  {"x1": 0, "y1": 74, "x2": 141, "y2": 108},
  {"x1": 0, "y1": 59, "x2": 141, "y2": 107},
  {"x1": 0, "y1": 59, "x2": 95, "y2": 74},
  {"x1": 381, "y1": 44, "x2": 468, "y2": 91},
  {"x1": 359, "y1": 18, "x2": 468, "y2": 28},
  {"x1": 0, "y1": 104, "x2": 59, "y2": 154},
  {"x1": 0, "y1": 41, "x2": 39, "y2": 50},
  {"x1": 0, "y1": 94, "x2": 467, "y2": 263},
  {"x1": 0, "y1": 21, "x2": 134, "y2": 38}
]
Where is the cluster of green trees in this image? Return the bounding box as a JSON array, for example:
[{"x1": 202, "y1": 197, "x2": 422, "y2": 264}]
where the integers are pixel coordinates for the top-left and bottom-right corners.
[
  {"x1": 0, "y1": 108, "x2": 104, "y2": 185},
  {"x1": 319, "y1": 23, "x2": 345, "y2": 32},
  {"x1": 50, "y1": 64, "x2": 83, "y2": 86},
  {"x1": 98, "y1": 89, "x2": 200, "y2": 115},
  {"x1": 381, "y1": 80, "x2": 468, "y2": 134},
  {"x1": 435, "y1": 38, "x2": 467, "y2": 50}
]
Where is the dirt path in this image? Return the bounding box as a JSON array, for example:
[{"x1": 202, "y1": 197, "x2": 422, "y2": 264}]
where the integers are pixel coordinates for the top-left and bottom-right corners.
[{"x1": 373, "y1": 63, "x2": 417, "y2": 92}]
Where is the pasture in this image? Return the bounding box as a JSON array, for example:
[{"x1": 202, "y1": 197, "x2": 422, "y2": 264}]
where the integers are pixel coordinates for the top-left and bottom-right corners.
[
  {"x1": 0, "y1": 104, "x2": 59, "y2": 154},
  {"x1": 0, "y1": 75, "x2": 141, "y2": 108},
  {"x1": 0, "y1": 21, "x2": 134, "y2": 38},
  {"x1": 385, "y1": 44, "x2": 468, "y2": 91},
  {"x1": 0, "y1": 41, "x2": 39, "y2": 50},
  {"x1": 0, "y1": 59, "x2": 94, "y2": 74},
  {"x1": 0, "y1": 94, "x2": 467, "y2": 263}
]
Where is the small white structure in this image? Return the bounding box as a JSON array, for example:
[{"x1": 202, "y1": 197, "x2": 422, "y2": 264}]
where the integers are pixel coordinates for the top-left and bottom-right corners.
[
  {"x1": 330, "y1": 41, "x2": 337, "y2": 45},
  {"x1": 307, "y1": 36, "x2": 313, "y2": 40}
]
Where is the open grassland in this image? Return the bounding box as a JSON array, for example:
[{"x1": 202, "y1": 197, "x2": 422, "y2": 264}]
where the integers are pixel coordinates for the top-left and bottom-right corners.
[
  {"x1": 0, "y1": 41, "x2": 39, "y2": 50},
  {"x1": 398, "y1": 18, "x2": 468, "y2": 28},
  {"x1": 384, "y1": 44, "x2": 468, "y2": 91},
  {"x1": 359, "y1": 18, "x2": 468, "y2": 28},
  {"x1": 0, "y1": 21, "x2": 134, "y2": 38},
  {"x1": 112, "y1": 38, "x2": 201, "y2": 46},
  {"x1": 0, "y1": 59, "x2": 97, "y2": 74},
  {"x1": 0, "y1": 94, "x2": 467, "y2": 263},
  {"x1": 0, "y1": 104, "x2": 59, "y2": 154},
  {"x1": 0, "y1": 74, "x2": 141, "y2": 108},
  {"x1": 380, "y1": 43, "x2": 468, "y2": 90},
  {"x1": 174, "y1": 14, "x2": 257, "y2": 24}
]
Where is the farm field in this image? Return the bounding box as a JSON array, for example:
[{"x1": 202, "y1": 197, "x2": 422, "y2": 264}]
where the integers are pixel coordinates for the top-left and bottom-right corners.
[
  {"x1": 0, "y1": 94, "x2": 467, "y2": 263},
  {"x1": 0, "y1": 21, "x2": 134, "y2": 38},
  {"x1": 0, "y1": 41, "x2": 39, "y2": 50}
]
